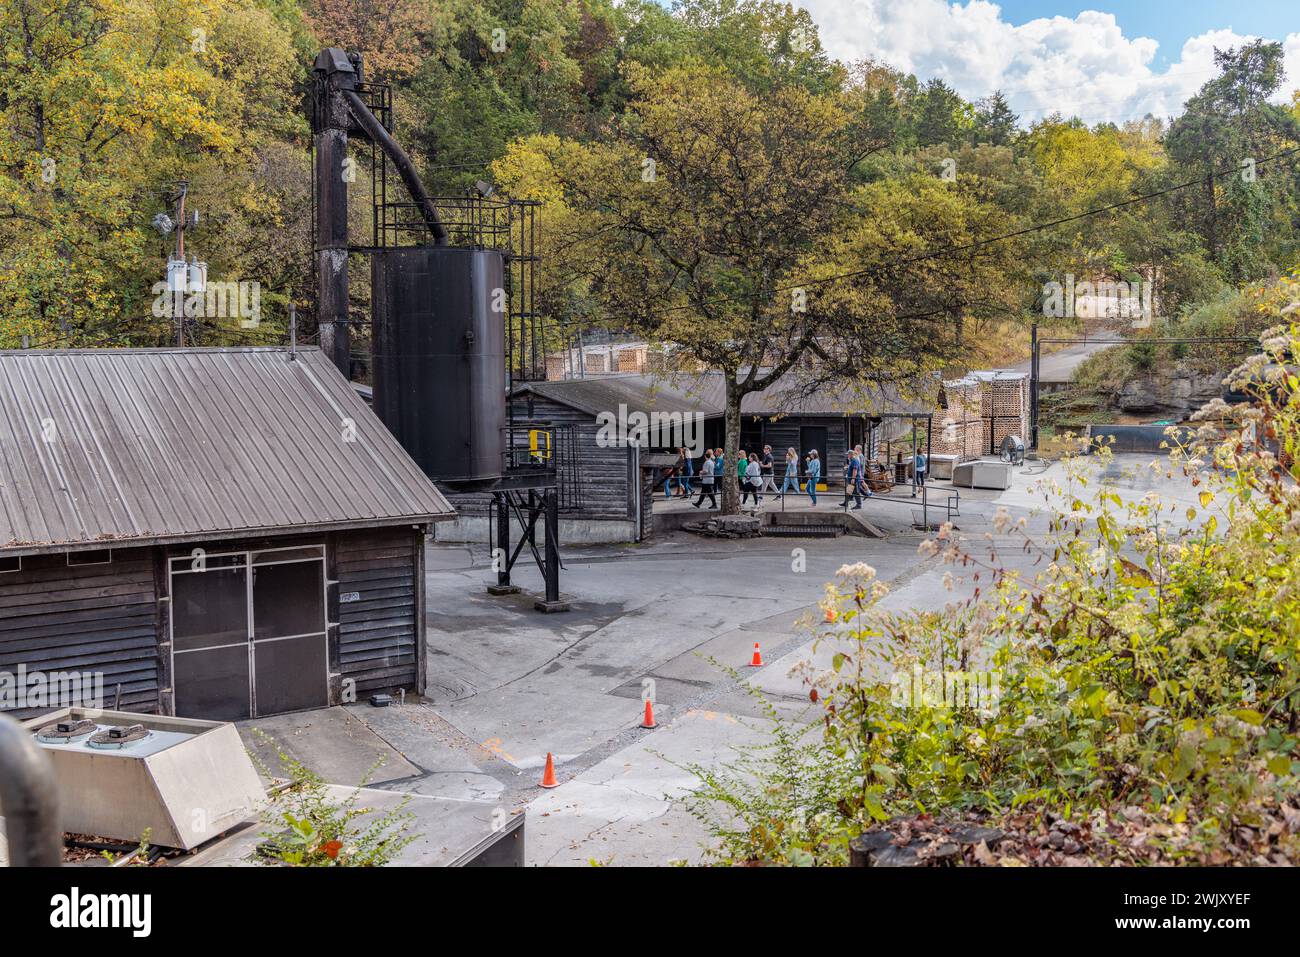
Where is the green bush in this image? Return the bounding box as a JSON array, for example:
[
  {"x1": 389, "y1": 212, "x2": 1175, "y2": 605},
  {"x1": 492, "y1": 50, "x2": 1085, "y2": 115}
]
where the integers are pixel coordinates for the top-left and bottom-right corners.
[
  {"x1": 690, "y1": 278, "x2": 1300, "y2": 865},
  {"x1": 1070, "y1": 281, "x2": 1281, "y2": 389},
  {"x1": 250, "y1": 734, "x2": 415, "y2": 867}
]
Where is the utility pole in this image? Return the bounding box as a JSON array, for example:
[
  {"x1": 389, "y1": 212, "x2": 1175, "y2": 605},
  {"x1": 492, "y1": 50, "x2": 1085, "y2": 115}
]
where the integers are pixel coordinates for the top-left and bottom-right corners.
[
  {"x1": 1029, "y1": 321, "x2": 1039, "y2": 453},
  {"x1": 159, "y1": 181, "x2": 202, "y2": 347},
  {"x1": 173, "y1": 183, "x2": 189, "y2": 347}
]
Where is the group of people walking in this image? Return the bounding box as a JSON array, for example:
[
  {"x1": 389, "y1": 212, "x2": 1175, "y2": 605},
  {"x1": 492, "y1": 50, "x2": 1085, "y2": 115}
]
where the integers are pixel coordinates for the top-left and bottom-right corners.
[
  {"x1": 681, "y1": 444, "x2": 838, "y2": 509},
  {"x1": 677, "y1": 442, "x2": 927, "y2": 510}
]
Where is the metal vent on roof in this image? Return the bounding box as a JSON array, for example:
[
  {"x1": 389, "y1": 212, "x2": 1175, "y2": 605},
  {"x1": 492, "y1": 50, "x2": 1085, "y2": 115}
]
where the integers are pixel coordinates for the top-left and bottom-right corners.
[
  {"x1": 87, "y1": 724, "x2": 151, "y2": 750},
  {"x1": 34, "y1": 719, "x2": 98, "y2": 744}
]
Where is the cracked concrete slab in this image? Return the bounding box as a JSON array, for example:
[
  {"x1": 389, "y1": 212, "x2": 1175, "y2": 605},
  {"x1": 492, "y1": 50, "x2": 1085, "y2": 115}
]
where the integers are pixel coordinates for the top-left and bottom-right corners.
[
  {"x1": 433, "y1": 681, "x2": 644, "y2": 769},
  {"x1": 346, "y1": 702, "x2": 517, "y2": 801},
  {"x1": 239, "y1": 707, "x2": 421, "y2": 787},
  {"x1": 523, "y1": 707, "x2": 774, "y2": 866}
]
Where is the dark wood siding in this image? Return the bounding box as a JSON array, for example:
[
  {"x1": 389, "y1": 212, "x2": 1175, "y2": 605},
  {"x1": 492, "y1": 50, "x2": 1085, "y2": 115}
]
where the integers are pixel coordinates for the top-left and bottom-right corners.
[
  {"x1": 443, "y1": 397, "x2": 635, "y2": 521},
  {"x1": 546, "y1": 398, "x2": 636, "y2": 519},
  {"x1": 1, "y1": 525, "x2": 426, "y2": 719},
  {"x1": 760, "y1": 416, "x2": 850, "y2": 483},
  {"x1": 0, "y1": 548, "x2": 160, "y2": 718},
  {"x1": 334, "y1": 527, "x2": 422, "y2": 696}
]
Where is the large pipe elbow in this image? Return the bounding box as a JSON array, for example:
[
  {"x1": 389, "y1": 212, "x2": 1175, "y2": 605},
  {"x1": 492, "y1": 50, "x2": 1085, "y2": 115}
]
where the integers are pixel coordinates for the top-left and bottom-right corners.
[{"x1": 341, "y1": 88, "x2": 449, "y2": 246}]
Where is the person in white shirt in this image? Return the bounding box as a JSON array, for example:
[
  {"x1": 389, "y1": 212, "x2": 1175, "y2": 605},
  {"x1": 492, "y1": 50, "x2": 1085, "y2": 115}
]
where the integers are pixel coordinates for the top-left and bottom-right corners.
[
  {"x1": 743, "y1": 456, "x2": 763, "y2": 507},
  {"x1": 692, "y1": 450, "x2": 717, "y2": 509}
]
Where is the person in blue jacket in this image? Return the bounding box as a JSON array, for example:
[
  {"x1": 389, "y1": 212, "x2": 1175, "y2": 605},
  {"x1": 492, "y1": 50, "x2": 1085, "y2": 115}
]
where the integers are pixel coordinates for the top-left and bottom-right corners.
[
  {"x1": 805, "y1": 450, "x2": 820, "y2": 505},
  {"x1": 779, "y1": 448, "x2": 800, "y2": 498},
  {"x1": 843, "y1": 450, "x2": 862, "y2": 509}
]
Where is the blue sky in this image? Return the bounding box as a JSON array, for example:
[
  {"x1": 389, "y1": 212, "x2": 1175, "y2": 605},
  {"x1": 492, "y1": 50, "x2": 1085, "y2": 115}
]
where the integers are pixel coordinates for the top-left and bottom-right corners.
[
  {"x1": 792, "y1": 0, "x2": 1300, "y2": 122},
  {"x1": 994, "y1": 0, "x2": 1296, "y2": 68}
]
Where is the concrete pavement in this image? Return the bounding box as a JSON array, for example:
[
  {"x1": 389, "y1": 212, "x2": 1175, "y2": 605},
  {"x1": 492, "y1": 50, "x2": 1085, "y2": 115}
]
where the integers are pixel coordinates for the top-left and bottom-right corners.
[{"x1": 234, "y1": 453, "x2": 1204, "y2": 865}]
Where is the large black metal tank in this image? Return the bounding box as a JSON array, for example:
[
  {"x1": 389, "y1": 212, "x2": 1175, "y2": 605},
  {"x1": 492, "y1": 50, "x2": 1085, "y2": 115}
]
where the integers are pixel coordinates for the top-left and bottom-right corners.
[{"x1": 371, "y1": 246, "x2": 506, "y2": 485}]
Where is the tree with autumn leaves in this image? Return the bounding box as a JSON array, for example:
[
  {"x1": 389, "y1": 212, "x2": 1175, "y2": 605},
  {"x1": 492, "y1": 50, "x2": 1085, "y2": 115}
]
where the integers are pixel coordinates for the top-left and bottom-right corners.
[
  {"x1": 494, "y1": 65, "x2": 1026, "y2": 512},
  {"x1": 0, "y1": 0, "x2": 308, "y2": 348},
  {"x1": 1, "y1": 0, "x2": 1297, "y2": 399}
]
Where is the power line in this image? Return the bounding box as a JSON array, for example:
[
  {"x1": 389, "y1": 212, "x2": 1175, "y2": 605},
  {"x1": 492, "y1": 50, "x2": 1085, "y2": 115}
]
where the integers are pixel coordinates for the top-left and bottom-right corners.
[
  {"x1": 996, "y1": 66, "x2": 1222, "y2": 108},
  {"x1": 22, "y1": 92, "x2": 1295, "y2": 355}
]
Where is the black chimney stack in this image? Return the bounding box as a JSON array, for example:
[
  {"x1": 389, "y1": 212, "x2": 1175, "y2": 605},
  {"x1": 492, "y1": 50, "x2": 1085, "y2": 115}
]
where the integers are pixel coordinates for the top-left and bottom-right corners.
[
  {"x1": 311, "y1": 48, "x2": 358, "y2": 377},
  {"x1": 311, "y1": 48, "x2": 450, "y2": 379}
]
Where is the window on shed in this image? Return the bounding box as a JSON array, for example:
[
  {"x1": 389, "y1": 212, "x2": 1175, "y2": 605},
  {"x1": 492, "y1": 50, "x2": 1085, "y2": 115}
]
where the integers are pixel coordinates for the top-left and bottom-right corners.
[{"x1": 67, "y1": 549, "x2": 112, "y2": 566}]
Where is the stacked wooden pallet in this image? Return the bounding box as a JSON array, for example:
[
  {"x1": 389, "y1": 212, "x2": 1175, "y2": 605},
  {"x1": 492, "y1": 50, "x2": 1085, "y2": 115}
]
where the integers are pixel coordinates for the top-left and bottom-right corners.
[
  {"x1": 980, "y1": 373, "x2": 1029, "y2": 454},
  {"x1": 934, "y1": 371, "x2": 1028, "y2": 459},
  {"x1": 933, "y1": 377, "x2": 985, "y2": 458}
]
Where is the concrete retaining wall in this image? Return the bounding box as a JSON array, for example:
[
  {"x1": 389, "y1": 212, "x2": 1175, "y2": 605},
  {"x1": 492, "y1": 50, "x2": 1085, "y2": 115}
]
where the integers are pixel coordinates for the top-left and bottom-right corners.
[{"x1": 433, "y1": 515, "x2": 638, "y2": 545}]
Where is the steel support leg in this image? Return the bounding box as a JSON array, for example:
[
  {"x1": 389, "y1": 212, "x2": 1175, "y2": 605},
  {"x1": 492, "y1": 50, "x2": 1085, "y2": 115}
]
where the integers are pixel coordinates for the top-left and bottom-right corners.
[
  {"x1": 1030, "y1": 322, "x2": 1040, "y2": 453},
  {"x1": 534, "y1": 487, "x2": 569, "y2": 613},
  {"x1": 486, "y1": 491, "x2": 520, "y2": 595}
]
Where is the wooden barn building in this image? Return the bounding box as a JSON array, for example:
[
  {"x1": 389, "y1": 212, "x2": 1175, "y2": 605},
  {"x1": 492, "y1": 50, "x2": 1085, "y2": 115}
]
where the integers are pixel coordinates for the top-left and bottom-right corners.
[{"x1": 0, "y1": 347, "x2": 454, "y2": 721}]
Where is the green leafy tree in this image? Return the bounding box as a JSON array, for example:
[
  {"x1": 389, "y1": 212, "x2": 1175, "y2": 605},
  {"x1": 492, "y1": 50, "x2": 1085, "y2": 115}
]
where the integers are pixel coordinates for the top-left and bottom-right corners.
[
  {"x1": 912, "y1": 78, "x2": 970, "y2": 148},
  {"x1": 1166, "y1": 40, "x2": 1300, "y2": 280},
  {"x1": 0, "y1": 0, "x2": 303, "y2": 348},
  {"x1": 972, "y1": 90, "x2": 1017, "y2": 147},
  {"x1": 496, "y1": 65, "x2": 1023, "y2": 512}
]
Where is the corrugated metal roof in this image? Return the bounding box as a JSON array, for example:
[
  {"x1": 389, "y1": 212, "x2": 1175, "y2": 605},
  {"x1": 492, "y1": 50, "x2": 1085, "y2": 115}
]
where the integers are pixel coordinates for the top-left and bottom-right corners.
[
  {"x1": 517, "y1": 372, "x2": 938, "y2": 419},
  {"x1": 516, "y1": 376, "x2": 712, "y2": 417},
  {"x1": 0, "y1": 348, "x2": 454, "y2": 556}
]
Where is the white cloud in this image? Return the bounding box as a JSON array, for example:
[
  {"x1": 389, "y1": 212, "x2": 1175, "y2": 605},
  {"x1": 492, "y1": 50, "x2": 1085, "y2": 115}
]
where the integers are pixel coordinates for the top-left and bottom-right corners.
[{"x1": 802, "y1": 0, "x2": 1300, "y2": 124}]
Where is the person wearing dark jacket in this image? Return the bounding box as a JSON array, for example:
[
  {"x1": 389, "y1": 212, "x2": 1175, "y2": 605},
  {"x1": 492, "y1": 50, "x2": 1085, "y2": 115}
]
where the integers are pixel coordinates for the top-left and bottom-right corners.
[{"x1": 759, "y1": 445, "x2": 778, "y2": 496}]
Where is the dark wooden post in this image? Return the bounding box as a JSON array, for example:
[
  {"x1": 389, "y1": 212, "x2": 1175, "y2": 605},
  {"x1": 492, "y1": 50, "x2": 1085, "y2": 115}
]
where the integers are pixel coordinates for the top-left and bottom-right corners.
[{"x1": 312, "y1": 50, "x2": 356, "y2": 377}]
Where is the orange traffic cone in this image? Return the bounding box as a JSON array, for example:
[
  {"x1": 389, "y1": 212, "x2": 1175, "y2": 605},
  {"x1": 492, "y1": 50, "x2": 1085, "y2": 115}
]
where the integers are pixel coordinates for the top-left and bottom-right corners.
[
  {"x1": 749, "y1": 642, "x2": 764, "y2": 667},
  {"x1": 640, "y1": 699, "x2": 657, "y2": 729},
  {"x1": 539, "y1": 752, "x2": 559, "y2": 789}
]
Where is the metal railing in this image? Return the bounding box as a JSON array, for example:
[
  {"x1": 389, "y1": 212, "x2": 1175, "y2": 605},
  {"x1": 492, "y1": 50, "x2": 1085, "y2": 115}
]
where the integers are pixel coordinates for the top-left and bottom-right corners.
[
  {"x1": 840, "y1": 483, "x2": 959, "y2": 529},
  {"x1": 501, "y1": 422, "x2": 583, "y2": 512},
  {"x1": 766, "y1": 475, "x2": 959, "y2": 528}
]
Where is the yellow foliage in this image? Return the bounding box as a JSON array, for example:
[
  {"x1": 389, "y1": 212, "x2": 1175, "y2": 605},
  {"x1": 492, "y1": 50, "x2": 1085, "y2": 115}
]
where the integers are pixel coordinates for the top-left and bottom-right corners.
[{"x1": 0, "y1": 0, "x2": 302, "y2": 346}]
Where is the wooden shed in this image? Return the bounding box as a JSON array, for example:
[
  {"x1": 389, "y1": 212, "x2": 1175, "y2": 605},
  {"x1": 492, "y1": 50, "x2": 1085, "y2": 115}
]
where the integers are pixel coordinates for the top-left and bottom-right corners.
[{"x1": 0, "y1": 347, "x2": 455, "y2": 721}]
